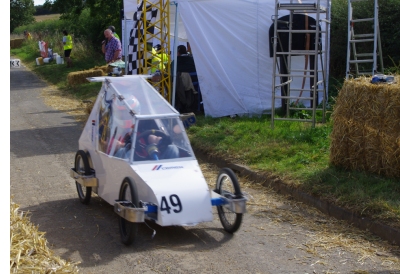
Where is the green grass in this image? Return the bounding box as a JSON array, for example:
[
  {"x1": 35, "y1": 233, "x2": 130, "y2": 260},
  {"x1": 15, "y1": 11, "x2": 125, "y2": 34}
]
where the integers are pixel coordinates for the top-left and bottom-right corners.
[
  {"x1": 187, "y1": 115, "x2": 400, "y2": 226},
  {"x1": 11, "y1": 39, "x2": 104, "y2": 101},
  {"x1": 11, "y1": 36, "x2": 400, "y2": 229}
]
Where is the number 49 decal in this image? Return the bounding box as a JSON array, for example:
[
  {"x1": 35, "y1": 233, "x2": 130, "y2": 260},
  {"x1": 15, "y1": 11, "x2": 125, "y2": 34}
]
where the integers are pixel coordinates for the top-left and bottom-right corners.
[{"x1": 160, "y1": 194, "x2": 182, "y2": 214}]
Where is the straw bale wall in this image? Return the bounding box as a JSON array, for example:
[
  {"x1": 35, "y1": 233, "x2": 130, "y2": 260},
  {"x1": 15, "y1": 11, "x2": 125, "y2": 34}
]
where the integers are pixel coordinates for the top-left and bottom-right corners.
[
  {"x1": 330, "y1": 76, "x2": 400, "y2": 178},
  {"x1": 67, "y1": 69, "x2": 104, "y2": 86},
  {"x1": 11, "y1": 39, "x2": 24, "y2": 49},
  {"x1": 67, "y1": 66, "x2": 126, "y2": 86},
  {"x1": 94, "y1": 65, "x2": 125, "y2": 75}
]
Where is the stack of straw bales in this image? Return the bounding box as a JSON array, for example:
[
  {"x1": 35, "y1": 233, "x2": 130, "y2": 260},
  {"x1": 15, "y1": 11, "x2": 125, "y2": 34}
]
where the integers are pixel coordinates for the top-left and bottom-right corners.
[
  {"x1": 94, "y1": 65, "x2": 125, "y2": 75},
  {"x1": 330, "y1": 75, "x2": 400, "y2": 178},
  {"x1": 94, "y1": 65, "x2": 110, "y2": 75},
  {"x1": 10, "y1": 39, "x2": 24, "y2": 49},
  {"x1": 67, "y1": 69, "x2": 104, "y2": 86},
  {"x1": 67, "y1": 65, "x2": 126, "y2": 86}
]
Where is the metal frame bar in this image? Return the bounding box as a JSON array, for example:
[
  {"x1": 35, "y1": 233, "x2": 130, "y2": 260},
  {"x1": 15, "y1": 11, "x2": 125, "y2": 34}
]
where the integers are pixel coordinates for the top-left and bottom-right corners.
[
  {"x1": 346, "y1": 0, "x2": 383, "y2": 79},
  {"x1": 271, "y1": 0, "x2": 329, "y2": 129},
  {"x1": 137, "y1": 0, "x2": 172, "y2": 102}
]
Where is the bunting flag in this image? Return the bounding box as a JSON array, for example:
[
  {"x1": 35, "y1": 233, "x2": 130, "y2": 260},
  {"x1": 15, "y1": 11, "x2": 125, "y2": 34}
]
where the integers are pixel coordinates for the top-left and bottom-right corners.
[{"x1": 127, "y1": 0, "x2": 158, "y2": 75}]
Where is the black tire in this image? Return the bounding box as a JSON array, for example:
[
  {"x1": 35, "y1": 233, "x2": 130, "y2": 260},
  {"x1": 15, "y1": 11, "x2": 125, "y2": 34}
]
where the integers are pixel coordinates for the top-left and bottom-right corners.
[
  {"x1": 118, "y1": 178, "x2": 139, "y2": 246},
  {"x1": 74, "y1": 150, "x2": 92, "y2": 205},
  {"x1": 216, "y1": 168, "x2": 243, "y2": 233}
]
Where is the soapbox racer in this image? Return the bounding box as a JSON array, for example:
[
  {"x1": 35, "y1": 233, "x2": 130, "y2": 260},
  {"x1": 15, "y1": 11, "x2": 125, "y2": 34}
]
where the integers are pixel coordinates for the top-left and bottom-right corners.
[{"x1": 70, "y1": 75, "x2": 247, "y2": 245}]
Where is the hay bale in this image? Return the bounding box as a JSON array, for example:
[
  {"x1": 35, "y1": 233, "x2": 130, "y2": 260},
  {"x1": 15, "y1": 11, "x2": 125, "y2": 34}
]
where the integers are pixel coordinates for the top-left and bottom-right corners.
[
  {"x1": 67, "y1": 69, "x2": 104, "y2": 86},
  {"x1": 330, "y1": 75, "x2": 400, "y2": 178},
  {"x1": 10, "y1": 198, "x2": 80, "y2": 273},
  {"x1": 93, "y1": 65, "x2": 125, "y2": 75},
  {"x1": 10, "y1": 38, "x2": 24, "y2": 49},
  {"x1": 93, "y1": 65, "x2": 109, "y2": 74}
]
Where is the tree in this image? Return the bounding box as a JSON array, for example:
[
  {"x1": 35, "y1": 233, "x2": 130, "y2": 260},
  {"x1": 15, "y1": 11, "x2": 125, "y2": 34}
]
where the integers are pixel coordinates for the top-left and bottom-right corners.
[
  {"x1": 10, "y1": 0, "x2": 36, "y2": 33},
  {"x1": 43, "y1": 0, "x2": 122, "y2": 46}
]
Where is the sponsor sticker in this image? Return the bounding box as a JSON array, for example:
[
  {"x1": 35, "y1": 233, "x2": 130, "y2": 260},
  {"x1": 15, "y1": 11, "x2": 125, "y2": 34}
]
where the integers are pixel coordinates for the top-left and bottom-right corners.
[{"x1": 152, "y1": 165, "x2": 183, "y2": 171}]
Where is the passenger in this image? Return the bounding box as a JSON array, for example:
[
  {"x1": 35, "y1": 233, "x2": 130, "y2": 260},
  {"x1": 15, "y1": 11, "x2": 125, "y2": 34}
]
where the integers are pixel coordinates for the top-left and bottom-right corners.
[{"x1": 113, "y1": 96, "x2": 179, "y2": 160}]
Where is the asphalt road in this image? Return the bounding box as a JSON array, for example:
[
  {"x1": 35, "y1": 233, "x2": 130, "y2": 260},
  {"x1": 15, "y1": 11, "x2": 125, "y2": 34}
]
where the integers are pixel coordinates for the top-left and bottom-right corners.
[{"x1": 10, "y1": 60, "x2": 400, "y2": 274}]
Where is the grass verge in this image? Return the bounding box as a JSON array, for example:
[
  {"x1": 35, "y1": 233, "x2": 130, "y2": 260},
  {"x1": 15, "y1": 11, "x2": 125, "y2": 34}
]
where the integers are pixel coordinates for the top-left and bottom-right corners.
[{"x1": 187, "y1": 113, "x2": 400, "y2": 229}]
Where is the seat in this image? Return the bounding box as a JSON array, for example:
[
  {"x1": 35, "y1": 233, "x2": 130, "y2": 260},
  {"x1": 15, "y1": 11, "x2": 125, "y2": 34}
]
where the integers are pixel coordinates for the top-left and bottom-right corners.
[{"x1": 188, "y1": 72, "x2": 202, "y2": 112}]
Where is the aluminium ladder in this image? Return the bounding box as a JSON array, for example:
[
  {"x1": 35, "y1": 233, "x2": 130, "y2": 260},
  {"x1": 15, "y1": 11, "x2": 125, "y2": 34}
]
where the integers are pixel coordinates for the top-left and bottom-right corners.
[
  {"x1": 345, "y1": 0, "x2": 383, "y2": 79},
  {"x1": 271, "y1": 0, "x2": 330, "y2": 128}
]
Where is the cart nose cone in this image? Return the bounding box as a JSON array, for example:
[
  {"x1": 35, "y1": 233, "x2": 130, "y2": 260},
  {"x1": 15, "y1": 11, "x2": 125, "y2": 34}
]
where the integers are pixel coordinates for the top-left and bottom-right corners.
[{"x1": 137, "y1": 162, "x2": 214, "y2": 226}]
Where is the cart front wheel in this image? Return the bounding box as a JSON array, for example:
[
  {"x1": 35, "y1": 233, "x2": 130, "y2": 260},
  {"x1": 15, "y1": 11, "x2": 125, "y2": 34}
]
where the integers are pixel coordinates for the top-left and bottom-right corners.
[
  {"x1": 118, "y1": 178, "x2": 139, "y2": 246},
  {"x1": 74, "y1": 150, "x2": 92, "y2": 204},
  {"x1": 216, "y1": 168, "x2": 243, "y2": 233}
]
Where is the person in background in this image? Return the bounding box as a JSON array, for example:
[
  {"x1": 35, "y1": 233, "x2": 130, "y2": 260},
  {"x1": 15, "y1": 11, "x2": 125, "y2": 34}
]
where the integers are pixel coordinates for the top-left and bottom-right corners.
[
  {"x1": 62, "y1": 30, "x2": 73, "y2": 67},
  {"x1": 24, "y1": 30, "x2": 32, "y2": 40},
  {"x1": 102, "y1": 29, "x2": 122, "y2": 64},
  {"x1": 108, "y1": 26, "x2": 120, "y2": 41},
  {"x1": 151, "y1": 44, "x2": 169, "y2": 74},
  {"x1": 171, "y1": 45, "x2": 197, "y2": 82},
  {"x1": 171, "y1": 45, "x2": 199, "y2": 113}
]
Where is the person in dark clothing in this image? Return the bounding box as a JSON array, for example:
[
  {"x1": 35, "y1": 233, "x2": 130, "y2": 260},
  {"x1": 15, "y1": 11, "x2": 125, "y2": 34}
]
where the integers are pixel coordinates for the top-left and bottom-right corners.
[
  {"x1": 171, "y1": 45, "x2": 197, "y2": 83},
  {"x1": 171, "y1": 45, "x2": 201, "y2": 113}
]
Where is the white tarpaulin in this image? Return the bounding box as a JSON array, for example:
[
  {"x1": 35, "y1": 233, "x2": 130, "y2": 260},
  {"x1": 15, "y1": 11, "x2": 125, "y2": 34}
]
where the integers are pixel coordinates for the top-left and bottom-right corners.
[{"x1": 176, "y1": 0, "x2": 330, "y2": 117}]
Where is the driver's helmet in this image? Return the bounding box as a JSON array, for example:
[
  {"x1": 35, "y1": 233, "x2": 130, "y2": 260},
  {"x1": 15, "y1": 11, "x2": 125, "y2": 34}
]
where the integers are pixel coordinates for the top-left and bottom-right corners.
[{"x1": 114, "y1": 94, "x2": 141, "y2": 129}]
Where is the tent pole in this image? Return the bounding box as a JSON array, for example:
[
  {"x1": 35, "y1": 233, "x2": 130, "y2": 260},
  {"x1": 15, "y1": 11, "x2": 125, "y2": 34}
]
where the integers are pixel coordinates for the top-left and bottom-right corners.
[
  {"x1": 124, "y1": 17, "x2": 128, "y2": 74},
  {"x1": 171, "y1": 1, "x2": 179, "y2": 108}
]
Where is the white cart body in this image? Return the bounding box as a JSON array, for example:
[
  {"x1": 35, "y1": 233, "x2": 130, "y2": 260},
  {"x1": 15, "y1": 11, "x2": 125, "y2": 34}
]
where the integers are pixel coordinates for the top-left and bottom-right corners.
[{"x1": 76, "y1": 75, "x2": 214, "y2": 226}]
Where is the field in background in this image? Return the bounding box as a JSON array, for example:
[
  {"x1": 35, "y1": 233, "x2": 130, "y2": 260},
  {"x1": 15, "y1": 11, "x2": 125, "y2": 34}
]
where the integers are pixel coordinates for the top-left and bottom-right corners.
[{"x1": 34, "y1": 14, "x2": 60, "y2": 22}]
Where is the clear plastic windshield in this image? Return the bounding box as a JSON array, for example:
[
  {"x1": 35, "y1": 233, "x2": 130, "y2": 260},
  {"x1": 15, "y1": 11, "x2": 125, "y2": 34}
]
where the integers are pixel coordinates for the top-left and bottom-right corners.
[
  {"x1": 112, "y1": 117, "x2": 194, "y2": 162},
  {"x1": 95, "y1": 76, "x2": 193, "y2": 162}
]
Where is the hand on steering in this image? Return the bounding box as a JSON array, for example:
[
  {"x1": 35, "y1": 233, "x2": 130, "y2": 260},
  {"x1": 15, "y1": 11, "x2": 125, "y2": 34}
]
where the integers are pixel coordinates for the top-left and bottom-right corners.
[{"x1": 147, "y1": 134, "x2": 162, "y2": 145}]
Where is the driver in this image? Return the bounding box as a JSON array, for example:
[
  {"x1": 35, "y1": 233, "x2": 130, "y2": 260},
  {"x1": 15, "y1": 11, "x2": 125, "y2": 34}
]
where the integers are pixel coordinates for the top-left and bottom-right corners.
[{"x1": 113, "y1": 96, "x2": 179, "y2": 160}]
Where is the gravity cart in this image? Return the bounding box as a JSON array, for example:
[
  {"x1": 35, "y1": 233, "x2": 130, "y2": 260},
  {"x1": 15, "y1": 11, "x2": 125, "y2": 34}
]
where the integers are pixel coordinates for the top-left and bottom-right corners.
[{"x1": 70, "y1": 75, "x2": 247, "y2": 245}]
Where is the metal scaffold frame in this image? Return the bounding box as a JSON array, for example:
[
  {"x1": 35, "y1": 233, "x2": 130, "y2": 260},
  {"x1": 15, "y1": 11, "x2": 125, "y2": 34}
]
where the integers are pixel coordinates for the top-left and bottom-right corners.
[
  {"x1": 137, "y1": 0, "x2": 172, "y2": 102},
  {"x1": 345, "y1": 0, "x2": 383, "y2": 79},
  {"x1": 271, "y1": 0, "x2": 330, "y2": 128}
]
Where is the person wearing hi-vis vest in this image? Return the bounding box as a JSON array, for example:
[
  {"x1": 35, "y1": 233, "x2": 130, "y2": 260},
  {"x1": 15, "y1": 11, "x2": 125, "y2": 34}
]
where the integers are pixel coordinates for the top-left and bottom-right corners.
[
  {"x1": 151, "y1": 44, "x2": 169, "y2": 74},
  {"x1": 62, "y1": 30, "x2": 73, "y2": 67}
]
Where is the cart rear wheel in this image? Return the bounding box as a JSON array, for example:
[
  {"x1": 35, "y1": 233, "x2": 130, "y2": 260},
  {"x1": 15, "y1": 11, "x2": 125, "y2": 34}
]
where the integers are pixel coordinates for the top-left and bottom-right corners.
[
  {"x1": 74, "y1": 150, "x2": 92, "y2": 205},
  {"x1": 118, "y1": 178, "x2": 139, "y2": 246},
  {"x1": 216, "y1": 168, "x2": 243, "y2": 233}
]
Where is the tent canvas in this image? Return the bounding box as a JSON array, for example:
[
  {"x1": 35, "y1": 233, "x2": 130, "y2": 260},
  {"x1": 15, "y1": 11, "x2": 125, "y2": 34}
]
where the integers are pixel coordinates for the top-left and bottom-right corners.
[{"x1": 124, "y1": 0, "x2": 330, "y2": 118}]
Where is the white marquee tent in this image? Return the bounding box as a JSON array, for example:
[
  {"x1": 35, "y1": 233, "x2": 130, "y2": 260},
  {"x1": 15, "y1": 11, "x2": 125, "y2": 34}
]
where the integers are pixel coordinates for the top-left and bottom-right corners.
[{"x1": 124, "y1": 0, "x2": 331, "y2": 118}]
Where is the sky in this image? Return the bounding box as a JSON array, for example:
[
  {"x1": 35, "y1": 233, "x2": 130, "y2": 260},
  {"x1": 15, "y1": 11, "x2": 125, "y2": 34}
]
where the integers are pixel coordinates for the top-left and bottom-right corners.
[{"x1": 34, "y1": 0, "x2": 47, "y2": 6}]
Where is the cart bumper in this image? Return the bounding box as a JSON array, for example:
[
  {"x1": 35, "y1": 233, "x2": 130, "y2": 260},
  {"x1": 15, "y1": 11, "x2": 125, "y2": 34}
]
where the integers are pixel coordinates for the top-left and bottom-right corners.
[
  {"x1": 210, "y1": 190, "x2": 247, "y2": 214},
  {"x1": 114, "y1": 201, "x2": 146, "y2": 222},
  {"x1": 70, "y1": 168, "x2": 98, "y2": 187}
]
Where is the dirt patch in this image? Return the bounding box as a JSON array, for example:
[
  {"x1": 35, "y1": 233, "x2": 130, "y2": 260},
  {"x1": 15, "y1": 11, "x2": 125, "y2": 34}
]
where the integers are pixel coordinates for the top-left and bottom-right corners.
[{"x1": 40, "y1": 85, "x2": 90, "y2": 125}]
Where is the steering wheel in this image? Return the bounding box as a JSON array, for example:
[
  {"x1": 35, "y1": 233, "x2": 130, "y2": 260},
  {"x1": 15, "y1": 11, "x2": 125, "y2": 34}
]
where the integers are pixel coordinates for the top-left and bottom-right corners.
[
  {"x1": 136, "y1": 129, "x2": 169, "y2": 141},
  {"x1": 135, "y1": 130, "x2": 172, "y2": 160}
]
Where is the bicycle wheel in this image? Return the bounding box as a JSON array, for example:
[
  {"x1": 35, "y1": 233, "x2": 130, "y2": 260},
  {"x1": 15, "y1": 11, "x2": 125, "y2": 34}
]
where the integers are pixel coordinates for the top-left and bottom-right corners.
[
  {"x1": 118, "y1": 178, "x2": 139, "y2": 246},
  {"x1": 216, "y1": 168, "x2": 243, "y2": 233},
  {"x1": 74, "y1": 150, "x2": 92, "y2": 205}
]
